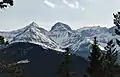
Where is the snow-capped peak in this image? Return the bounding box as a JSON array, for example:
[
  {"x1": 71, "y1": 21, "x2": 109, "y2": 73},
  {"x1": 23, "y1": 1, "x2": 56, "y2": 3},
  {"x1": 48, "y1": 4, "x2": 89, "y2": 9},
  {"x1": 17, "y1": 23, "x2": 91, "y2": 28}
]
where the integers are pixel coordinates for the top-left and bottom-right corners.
[
  {"x1": 27, "y1": 22, "x2": 39, "y2": 28},
  {"x1": 48, "y1": 22, "x2": 73, "y2": 45},
  {"x1": 0, "y1": 22, "x2": 61, "y2": 51},
  {"x1": 11, "y1": 23, "x2": 59, "y2": 50},
  {"x1": 50, "y1": 22, "x2": 72, "y2": 32},
  {"x1": 24, "y1": 22, "x2": 48, "y2": 35}
]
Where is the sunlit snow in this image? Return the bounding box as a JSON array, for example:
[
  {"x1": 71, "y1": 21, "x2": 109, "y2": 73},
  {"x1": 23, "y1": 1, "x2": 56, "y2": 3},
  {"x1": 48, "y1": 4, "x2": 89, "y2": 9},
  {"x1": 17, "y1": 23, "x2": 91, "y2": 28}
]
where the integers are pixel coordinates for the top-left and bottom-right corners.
[{"x1": 17, "y1": 59, "x2": 30, "y2": 64}]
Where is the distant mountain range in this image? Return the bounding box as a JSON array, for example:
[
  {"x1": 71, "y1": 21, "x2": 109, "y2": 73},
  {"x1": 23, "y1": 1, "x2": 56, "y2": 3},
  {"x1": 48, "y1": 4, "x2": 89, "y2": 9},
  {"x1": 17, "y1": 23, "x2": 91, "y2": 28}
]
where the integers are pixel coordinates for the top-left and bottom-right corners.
[
  {"x1": 0, "y1": 22, "x2": 119, "y2": 58},
  {"x1": 0, "y1": 22, "x2": 120, "y2": 77}
]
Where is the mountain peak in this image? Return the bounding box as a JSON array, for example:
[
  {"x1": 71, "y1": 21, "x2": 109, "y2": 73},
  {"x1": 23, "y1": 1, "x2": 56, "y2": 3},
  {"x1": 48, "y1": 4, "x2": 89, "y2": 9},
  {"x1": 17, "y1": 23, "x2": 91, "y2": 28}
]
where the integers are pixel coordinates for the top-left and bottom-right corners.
[
  {"x1": 29, "y1": 22, "x2": 38, "y2": 27},
  {"x1": 50, "y1": 22, "x2": 72, "y2": 32},
  {"x1": 16, "y1": 21, "x2": 48, "y2": 36},
  {"x1": 10, "y1": 22, "x2": 58, "y2": 50},
  {"x1": 55, "y1": 22, "x2": 64, "y2": 25}
]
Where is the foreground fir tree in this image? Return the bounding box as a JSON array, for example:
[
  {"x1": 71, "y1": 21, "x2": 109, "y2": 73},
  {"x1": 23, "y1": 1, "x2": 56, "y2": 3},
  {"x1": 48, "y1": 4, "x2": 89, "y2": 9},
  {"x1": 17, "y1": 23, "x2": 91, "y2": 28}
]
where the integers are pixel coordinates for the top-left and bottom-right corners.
[
  {"x1": 103, "y1": 39, "x2": 118, "y2": 77},
  {"x1": 112, "y1": 11, "x2": 120, "y2": 77},
  {"x1": 113, "y1": 12, "x2": 120, "y2": 46},
  {"x1": 87, "y1": 37, "x2": 104, "y2": 77}
]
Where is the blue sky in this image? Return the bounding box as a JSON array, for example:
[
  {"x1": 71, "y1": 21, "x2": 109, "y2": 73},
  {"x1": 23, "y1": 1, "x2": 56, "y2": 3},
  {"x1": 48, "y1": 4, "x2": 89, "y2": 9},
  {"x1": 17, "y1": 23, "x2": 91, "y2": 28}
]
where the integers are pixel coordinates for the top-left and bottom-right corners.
[{"x1": 0, "y1": 0, "x2": 120, "y2": 31}]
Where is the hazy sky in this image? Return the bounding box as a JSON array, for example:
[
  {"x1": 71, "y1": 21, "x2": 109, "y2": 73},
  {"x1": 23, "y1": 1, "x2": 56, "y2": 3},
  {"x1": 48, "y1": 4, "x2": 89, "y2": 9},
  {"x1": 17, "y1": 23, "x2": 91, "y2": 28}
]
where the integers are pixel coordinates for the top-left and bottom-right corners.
[{"x1": 0, "y1": 0, "x2": 120, "y2": 31}]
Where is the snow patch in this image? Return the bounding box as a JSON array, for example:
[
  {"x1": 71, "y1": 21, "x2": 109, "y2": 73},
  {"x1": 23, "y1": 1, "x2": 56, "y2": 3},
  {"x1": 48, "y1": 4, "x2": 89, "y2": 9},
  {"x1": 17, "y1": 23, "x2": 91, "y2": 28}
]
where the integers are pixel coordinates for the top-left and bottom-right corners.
[{"x1": 17, "y1": 59, "x2": 30, "y2": 64}]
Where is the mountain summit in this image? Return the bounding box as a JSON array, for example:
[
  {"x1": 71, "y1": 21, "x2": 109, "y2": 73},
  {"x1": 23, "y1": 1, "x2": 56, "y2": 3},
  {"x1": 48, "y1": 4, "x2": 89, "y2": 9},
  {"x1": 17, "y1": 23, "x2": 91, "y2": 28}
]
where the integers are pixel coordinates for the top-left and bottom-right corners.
[
  {"x1": 0, "y1": 22, "x2": 60, "y2": 51},
  {"x1": 24, "y1": 22, "x2": 48, "y2": 35},
  {"x1": 48, "y1": 22, "x2": 73, "y2": 45},
  {"x1": 28, "y1": 22, "x2": 39, "y2": 27},
  {"x1": 50, "y1": 22, "x2": 72, "y2": 32},
  {"x1": 11, "y1": 22, "x2": 59, "y2": 50}
]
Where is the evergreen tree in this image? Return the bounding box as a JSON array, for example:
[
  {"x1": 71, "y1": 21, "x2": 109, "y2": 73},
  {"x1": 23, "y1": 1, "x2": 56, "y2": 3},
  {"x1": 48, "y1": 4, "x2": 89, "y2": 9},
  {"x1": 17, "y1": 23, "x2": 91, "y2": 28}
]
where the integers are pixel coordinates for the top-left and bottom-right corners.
[
  {"x1": 113, "y1": 12, "x2": 120, "y2": 46},
  {"x1": 0, "y1": 36, "x2": 5, "y2": 44},
  {"x1": 112, "y1": 11, "x2": 120, "y2": 77},
  {"x1": 0, "y1": 0, "x2": 13, "y2": 9},
  {"x1": 0, "y1": 36, "x2": 9, "y2": 45},
  {"x1": 103, "y1": 39, "x2": 118, "y2": 77},
  {"x1": 57, "y1": 48, "x2": 74, "y2": 77},
  {"x1": 87, "y1": 37, "x2": 104, "y2": 77}
]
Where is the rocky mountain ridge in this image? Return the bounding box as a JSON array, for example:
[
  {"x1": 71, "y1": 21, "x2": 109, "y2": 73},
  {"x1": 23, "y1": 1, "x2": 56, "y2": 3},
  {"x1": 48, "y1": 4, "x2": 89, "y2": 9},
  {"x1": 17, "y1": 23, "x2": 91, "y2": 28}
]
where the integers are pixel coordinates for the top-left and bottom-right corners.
[{"x1": 0, "y1": 22, "x2": 119, "y2": 58}]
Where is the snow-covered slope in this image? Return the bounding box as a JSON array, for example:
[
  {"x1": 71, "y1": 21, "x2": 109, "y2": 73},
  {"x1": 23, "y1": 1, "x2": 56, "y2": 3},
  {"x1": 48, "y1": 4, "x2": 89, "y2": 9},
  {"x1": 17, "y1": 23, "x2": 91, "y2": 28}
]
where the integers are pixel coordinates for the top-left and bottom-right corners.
[
  {"x1": 0, "y1": 22, "x2": 60, "y2": 51},
  {"x1": 48, "y1": 24, "x2": 120, "y2": 57},
  {"x1": 11, "y1": 22, "x2": 60, "y2": 50},
  {"x1": 0, "y1": 22, "x2": 48, "y2": 41},
  {"x1": 68, "y1": 26, "x2": 117, "y2": 53},
  {"x1": 49, "y1": 25, "x2": 112, "y2": 50},
  {"x1": 48, "y1": 22, "x2": 73, "y2": 46},
  {"x1": 1, "y1": 22, "x2": 120, "y2": 58},
  {"x1": 0, "y1": 30, "x2": 22, "y2": 41}
]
